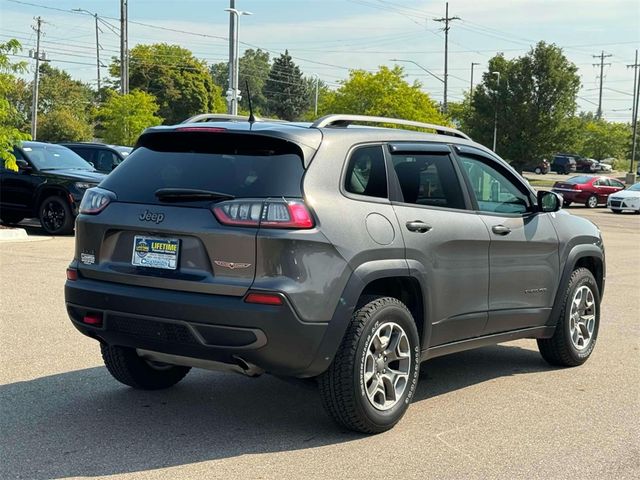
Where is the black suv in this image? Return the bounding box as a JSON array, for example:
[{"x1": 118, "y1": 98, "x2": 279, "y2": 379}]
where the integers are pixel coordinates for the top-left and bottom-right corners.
[
  {"x1": 0, "y1": 142, "x2": 105, "y2": 234},
  {"x1": 65, "y1": 115, "x2": 604, "y2": 433},
  {"x1": 60, "y1": 143, "x2": 132, "y2": 174},
  {"x1": 551, "y1": 154, "x2": 578, "y2": 174}
]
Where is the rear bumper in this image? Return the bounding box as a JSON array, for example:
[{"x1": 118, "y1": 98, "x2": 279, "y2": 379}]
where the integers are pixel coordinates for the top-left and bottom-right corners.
[{"x1": 65, "y1": 277, "x2": 329, "y2": 377}]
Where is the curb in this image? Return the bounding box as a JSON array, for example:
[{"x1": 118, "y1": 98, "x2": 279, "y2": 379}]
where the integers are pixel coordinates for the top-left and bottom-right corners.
[{"x1": 0, "y1": 228, "x2": 29, "y2": 241}]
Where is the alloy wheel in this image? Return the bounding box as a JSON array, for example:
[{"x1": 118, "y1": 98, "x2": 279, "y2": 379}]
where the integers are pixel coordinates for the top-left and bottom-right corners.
[
  {"x1": 42, "y1": 200, "x2": 66, "y2": 232},
  {"x1": 569, "y1": 286, "x2": 596, "y2": 351},
  {"x1": 363, "y1": 321, "x2": 411, "y2": 411}
]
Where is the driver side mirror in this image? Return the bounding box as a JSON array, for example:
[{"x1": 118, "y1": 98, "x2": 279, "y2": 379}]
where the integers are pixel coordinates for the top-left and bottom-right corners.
[
  {"x1": 16, "y1": 159, "x2": 32, "y2": 173},
  {"x1": 537, "y1": 190, "x2": 562, "y2": 212}
]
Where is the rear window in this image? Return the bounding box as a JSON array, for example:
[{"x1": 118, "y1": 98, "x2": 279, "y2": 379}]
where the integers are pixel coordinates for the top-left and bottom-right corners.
[
  {"x1": 100, "y1": 132, "x2": 305, "y2": 203},
  {"x1": 565, "y1": 175, "x2": 593, "y2": 184}
]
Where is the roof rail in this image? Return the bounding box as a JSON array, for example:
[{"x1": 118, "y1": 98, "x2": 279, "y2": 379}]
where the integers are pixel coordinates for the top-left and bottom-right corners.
[
  {"x1": 181, "y1": 113, "x2": 287, "y2": 124},
  {"x1": 310, "y1": 114, "x2": 470, "y2": 140}
]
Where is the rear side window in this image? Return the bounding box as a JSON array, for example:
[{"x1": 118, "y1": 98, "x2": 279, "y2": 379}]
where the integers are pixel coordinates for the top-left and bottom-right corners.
[
  {"x1": 100, "y1": 132, "x2": 305, "y2": 204},
  {"x1": 391, "y1": 153, "x2": 465, "y2": 209},
  {"x1": 344, "y1": 146, "x2": 387, "y2": 198}
]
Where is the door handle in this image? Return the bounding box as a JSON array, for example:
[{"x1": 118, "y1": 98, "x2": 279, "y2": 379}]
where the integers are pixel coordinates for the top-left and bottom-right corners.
[
  {"x1": 491, "y1": 225, "x2": 511, "y2": 236},
  {"x1": 406, "y1": 221, "x2": 432, "y2": 233}
]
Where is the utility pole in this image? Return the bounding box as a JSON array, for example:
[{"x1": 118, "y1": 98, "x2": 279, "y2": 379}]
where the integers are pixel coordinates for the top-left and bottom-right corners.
[
  {"x1": 94, "y1": 13, "x2": 101, "y2": 92},
  {"x1": 120, "y1": 0, "x2": 128, "y2": 94},
  {"x1": 627, "y1": 49, "x2": 639, "y2": 177},
  {"x1": 470, "y1": 62, "x2": 480, "y2": 99},
  {"x1": 434, "y1": 2, "x2": 460, "y2": 114},
  {"x1": 593, "y1": 50, "x2": 612, "y2": 119},
  {"x1": 29, "y1": 16, "x2": 44, "y2": 140},
  {"x1": 227, "y1": 0, "x2": 236, "y2": 114}
]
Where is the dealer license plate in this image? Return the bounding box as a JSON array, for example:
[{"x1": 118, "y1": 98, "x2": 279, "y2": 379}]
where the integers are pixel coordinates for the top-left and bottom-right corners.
[{"x1": 131, "y1": 236, "x2": 179, "y2": 270}]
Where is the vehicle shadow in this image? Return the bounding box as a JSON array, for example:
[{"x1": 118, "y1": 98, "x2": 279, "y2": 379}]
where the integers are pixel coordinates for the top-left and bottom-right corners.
[{"x1": 1, "y1": 344, "x2": 551, "y2": 479}]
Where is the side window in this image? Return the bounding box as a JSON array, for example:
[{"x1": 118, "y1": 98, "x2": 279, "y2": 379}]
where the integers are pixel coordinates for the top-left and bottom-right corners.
[
  {"x1": 459, "y1": 155, "x2": 530, "y2": 214},
  {"x1": 72, "y1": 148, "x2": 94, "y2": 164},
  {"x1": 96, "y1": 150, "x2": 118, "y2": 172},
  {"x1": 344, "y1": 146, "x2": 387, "y2": 198},
  {"x1": 391, "y1": 153, "x2": 465, "y2": 209},
  {"x1": 594, "y1": 179, "x2": 607, "y2": 186},
  {"x1": 609, "y1": 179, "x2": 624, "y2": 188}
]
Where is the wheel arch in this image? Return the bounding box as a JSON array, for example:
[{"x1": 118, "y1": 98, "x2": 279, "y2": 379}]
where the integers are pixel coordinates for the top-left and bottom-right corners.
[
  {"x1": 304, "y1": 259, "x2": 427, "y2": 377},
  {"x1": 547, "y1": 245, "x2": 605, "y2": 327},
  {"x1": 34, "y1": 185, "x2": 72, "y2": 216}
]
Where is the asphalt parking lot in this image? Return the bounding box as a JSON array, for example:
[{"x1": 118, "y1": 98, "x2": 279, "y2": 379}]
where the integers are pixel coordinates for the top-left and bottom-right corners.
[{"x1": 1, "y1": 207, "x2": 639, "y2": 480}]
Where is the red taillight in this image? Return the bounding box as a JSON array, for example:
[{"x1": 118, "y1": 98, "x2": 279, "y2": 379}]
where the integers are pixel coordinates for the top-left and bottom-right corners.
[
  {"x1": 66, "y1": 268, "x2": 78, "y2": 281},
  {"x1": 79, "y1": 187, "x2": 115, "y2": 214},
  {"x1": 175, "y1": 127, "x2": 227, "y2": 133},
  {"x1": 244, "y1": 292, "x2": 283, "y2": 305},
  {"x1": 212, "y1": 199, "x2": 314, "y2": 229},
  {"x1": 82, "y1": 313, "x2": 103, "y2": 326}
]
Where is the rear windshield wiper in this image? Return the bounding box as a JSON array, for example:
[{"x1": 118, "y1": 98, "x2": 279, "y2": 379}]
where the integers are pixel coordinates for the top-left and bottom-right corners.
[{"x1": 155, "y1": 188, "x2": 235, "y2": 202}]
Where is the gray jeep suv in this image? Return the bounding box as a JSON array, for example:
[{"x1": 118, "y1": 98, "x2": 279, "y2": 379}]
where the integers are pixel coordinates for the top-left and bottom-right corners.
[{"x1": 65, "y1": 114, "x2": 605, "y2": 433}]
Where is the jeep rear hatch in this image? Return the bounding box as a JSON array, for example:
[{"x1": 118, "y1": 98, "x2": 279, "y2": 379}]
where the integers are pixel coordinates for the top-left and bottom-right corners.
[{"x1": 78, "y1": 130, "x2": 310, "y2": 296}]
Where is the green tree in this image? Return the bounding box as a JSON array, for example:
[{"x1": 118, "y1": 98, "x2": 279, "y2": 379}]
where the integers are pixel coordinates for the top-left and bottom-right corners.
[
  {"x1": 563, "y1": 113, "x2": 631, "y2": 161},
  {"x1": 0, "y1": 39, "x2": 30, "y2": 171},
  {"x1": 38, "y1": 108, "x2": 93, "y2": 142},
  {"x1": 211, "y1": 48, "x2": 271, "y2": 113},
  {"x1": 36, "y1": 63, "x2": 94, "y2": 116},
  {"x1": 112, "y1": 44, "x2": 225, "y2": 124},
  {"x1": 319, "y1": 66, "x2": 446, "y2": 126},
  {"x1": 97, "y1": 90, "x2": 162, "y2": 146},
  {"x1": 460, "y1": 42, "x2": 581, "y2": 170},
  {"x1": 264, "y1": 50, "x2": 310, "y2": 120}
]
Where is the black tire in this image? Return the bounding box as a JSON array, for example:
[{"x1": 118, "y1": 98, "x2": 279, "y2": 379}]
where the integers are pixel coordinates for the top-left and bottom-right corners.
[
  {"x1": 611, "y1": 209, "x2": 622, "y2": 214},
  {"x1": 563, "y1": 201, "x2": 572, "y2": 208},
  {"x1": 537, "y1": 268, "x2": 600, "y2": 367},
  {"x1": 39, "y1": 195, "x2": 74, "y2": 235},
  {"x1": 101, "y1": 344, "x2": 191, "y2": 390},
  {"x1": 534, "y1": 167, "x2": 542, "y2": 175},
  {"x1": 0, "y1": 213, "x2": 24, "y2": 224},
  {"x1": 317, "y1": 297, "x2": 420, "y2": 434},
  {"x1": 585, "y1": 194, "x2": 598, "y2": 208}
]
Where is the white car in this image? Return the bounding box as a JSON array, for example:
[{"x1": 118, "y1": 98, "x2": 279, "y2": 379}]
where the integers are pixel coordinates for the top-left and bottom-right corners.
[
  {"x1": 596, "y1": 162, "x2": 612, "y2": 172},
  {"x1": 607, "y1": 183, "x2": 640, "y2": 213}
]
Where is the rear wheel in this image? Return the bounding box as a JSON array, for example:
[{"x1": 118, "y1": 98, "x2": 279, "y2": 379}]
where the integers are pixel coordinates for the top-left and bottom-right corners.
[
  {"x1": 585, "y1": 195, "x2": 598, "y2": 208},
  {"x1": 534, "y1": 167, "x2": 542, "y2": 175},
  {"x1": 563, "y1": 201, "x2": 572, "y2": 208},
  {"x1": 318, "y1": 297, "x2": 420, "y2": 434},
  {"x1": 537, "y1": 268, "x2": 600, "y2": 367},
  {"x1": 39, "y1": 195, "x2": 74, "y2": 235},
  {"x1": 101, "y1": 344, "x2": 191, "y2": 390}
]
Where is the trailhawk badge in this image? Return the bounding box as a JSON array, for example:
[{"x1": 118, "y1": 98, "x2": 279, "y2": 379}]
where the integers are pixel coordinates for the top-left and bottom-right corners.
[{"x1": 214, "y1": 260, "x2": 252, "y2": 270}]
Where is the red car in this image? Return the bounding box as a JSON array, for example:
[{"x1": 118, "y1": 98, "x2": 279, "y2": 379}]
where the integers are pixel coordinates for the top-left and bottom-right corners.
[{"x1": 552, "y1": 175, "x2": 625, "y2": 208}]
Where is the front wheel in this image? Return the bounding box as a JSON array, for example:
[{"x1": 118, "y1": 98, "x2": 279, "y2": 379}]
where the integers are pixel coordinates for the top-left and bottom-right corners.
[
  {"x1": 39, "y1": 195, "x2": 74, "y2": 235},
  {"x1": 318, "y1": 297, "x2": 420, "y2": 434},
  {"x1": 534, "y1": 167, "x2": 542, "y2": 175},
  {"x1": 563, "y1": 201, "x2": 572, "y2": 208},
  {"x1": 611, "y1": 209, "x2": 622, "y2": 214},
  {"x1": 585, "y1": 195, "x2": 598, "y2": 208},
  {"x1": 101, "y1": 344, "x2": 191, "y2": 390},
  {"x1": 537, "y1": 268, "x2": 600, "y2": 367}
]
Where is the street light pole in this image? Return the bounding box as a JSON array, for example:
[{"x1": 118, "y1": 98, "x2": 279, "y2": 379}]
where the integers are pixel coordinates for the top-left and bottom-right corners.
[
  {"x1": 312, "y1": 73, "x2": 320, "y2": 116},
  {"x1": 491, "y1": 71, "x2": 500, "y2": 153},
  {"x1": 225, "y1": 6, "x2": 252, "y2": 115},
  {"x1": 389, "y1": 58, "x2": 444, "y2": 109}
]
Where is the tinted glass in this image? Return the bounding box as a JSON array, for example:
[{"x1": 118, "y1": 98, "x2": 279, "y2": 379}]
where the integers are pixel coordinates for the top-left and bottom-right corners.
[
  {"x1": 101, "y1": 132, "x2": 305, "y2": 204},
  {"x1": 68, "y1": 147, "x2": 95, "y2": 164},
  {"x1": 392, "y1": 153, "x2": 465, "y2": 209},
  {"x1": 610, "y1": 179, "x2": 624, "y2": 188},
  {"x1": 566, "y1": 175, "x2": 593, "y2": 184},
  {"x1": 628, "y1": 183, "x2": 640, "y2": 191},
  {"x1": 344, "y1": 146, "x2": 387, "y2": 198},
  {"x1": 95, "y1": 150, "x2": 119, "y2": 172},
  {"x1": 23, "y1": 144, "x2": 94, "y2": 171},
  {"x1": 459, "y1": 155, "x2": 530, "y2": 214}
]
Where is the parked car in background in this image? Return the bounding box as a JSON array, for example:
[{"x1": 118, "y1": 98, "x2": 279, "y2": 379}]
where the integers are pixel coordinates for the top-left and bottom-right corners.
[
  {"x1": 552, "y1": 175, "x2": 625, "y2": 208},
  {"x1": 525, "y1": 159, "x2": 550, "y2": 174},
  {"x1": 575, "y1": 157, "x2": 598, "y2": 173},
  {"x1": 607, "y1": 182, "x2": 640, "y2": 213},
  {"x1": 59, "y1": 143, "x2": 132, "y2": 174},
  {"x1": 0, "y1": 142, "x2": 105, "y2": 234},
  {"x1": 550, "y1": 154, "x2": 577, "y2": 174},
  {"x1": 595, "y1": 161, "x2": 612, "y2": 172}
]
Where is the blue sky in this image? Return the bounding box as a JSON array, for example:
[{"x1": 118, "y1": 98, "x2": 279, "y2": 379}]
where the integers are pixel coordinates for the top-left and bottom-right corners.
[{"x1": 1, "y1": 0, "x2": 638, "y2": 121}]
